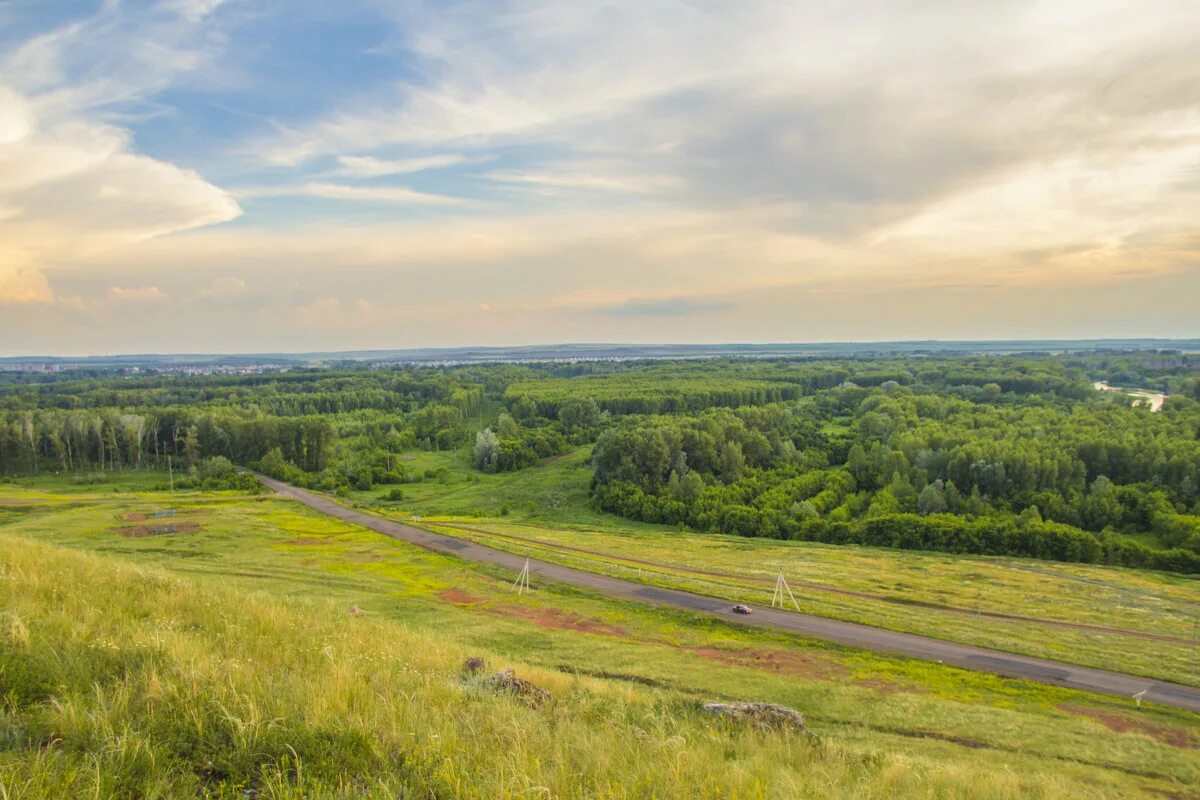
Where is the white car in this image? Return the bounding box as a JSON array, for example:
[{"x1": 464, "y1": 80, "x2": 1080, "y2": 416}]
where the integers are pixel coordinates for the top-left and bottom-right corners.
[{"x1": 731, "y1": 604, "x2": 752, "y2": 615}]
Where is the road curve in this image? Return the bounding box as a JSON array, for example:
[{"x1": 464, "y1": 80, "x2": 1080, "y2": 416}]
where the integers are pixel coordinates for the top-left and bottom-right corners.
[{"x1": 257, "y1": 475, "x2": 1200, "y2": 712}]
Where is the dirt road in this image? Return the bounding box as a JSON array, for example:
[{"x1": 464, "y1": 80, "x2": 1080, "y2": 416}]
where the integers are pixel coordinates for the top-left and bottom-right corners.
[{"x1": 257, "y1": 474, "x2": 1200, "y2": 712}]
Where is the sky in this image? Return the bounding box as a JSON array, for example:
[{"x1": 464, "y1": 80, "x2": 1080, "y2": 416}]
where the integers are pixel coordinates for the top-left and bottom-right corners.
[{"x1": 1, "y1": 0, "x2": 1198, "y2": 356}]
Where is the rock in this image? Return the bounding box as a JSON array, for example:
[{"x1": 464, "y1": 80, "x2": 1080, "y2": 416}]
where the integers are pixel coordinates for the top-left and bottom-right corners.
[
  {"x1": 347, "y1": 605, "x2": 364, "y2": 617},
  {"x1": 482, "y1": 668, "x2": 551, "y2": 708},
  {"x1": 702, "y1": 701, "x2": 806, "y2": 732},
  {"x1": 462, "y1": 656, "x2": 487, "y2": 675}
]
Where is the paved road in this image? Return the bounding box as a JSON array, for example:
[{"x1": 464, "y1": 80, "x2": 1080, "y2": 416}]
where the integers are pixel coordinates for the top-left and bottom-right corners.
[{"x1": 258, "y1": 475, "x2": 1200, "y2": 712}]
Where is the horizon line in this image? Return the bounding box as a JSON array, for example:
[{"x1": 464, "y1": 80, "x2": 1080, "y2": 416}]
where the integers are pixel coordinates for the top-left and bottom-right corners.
[{"x1": 3, "y1": 337, "x2": 1200, "y2": 363}]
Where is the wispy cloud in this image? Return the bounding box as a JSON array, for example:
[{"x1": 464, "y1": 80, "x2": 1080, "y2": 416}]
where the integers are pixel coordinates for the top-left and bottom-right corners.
[
  {"x1": 232, "y1": 181, "x2": 468, "y2": 205},
  {"x1": 482, "y1": 164, "x2": 680, "y2": 195},
  {"x1": 108, "y1": 285, "x2": 168, "y2": 302},
  {"x1": 336, "y1": 154, "x2": 469, "y2": 177}
]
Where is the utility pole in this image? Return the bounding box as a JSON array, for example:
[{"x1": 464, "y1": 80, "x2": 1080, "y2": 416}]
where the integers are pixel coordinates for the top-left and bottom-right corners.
[
  {"x1": 511, "y1": 558, "x2": 532, "y2": 595},
  {"x1": 771, "y1": 569, "x2": 801, "y2": 611}
]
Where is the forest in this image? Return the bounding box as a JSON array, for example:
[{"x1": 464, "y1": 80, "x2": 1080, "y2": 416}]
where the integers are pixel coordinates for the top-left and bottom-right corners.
[{"x1": 3, "y1": 351, "x2": 1199, "y2": 571}]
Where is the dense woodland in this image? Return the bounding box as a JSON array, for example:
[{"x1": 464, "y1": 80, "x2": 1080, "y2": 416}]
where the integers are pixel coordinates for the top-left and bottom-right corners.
[{"x1": 3, "y1": 352, "x2": 1200, "y2": 571}]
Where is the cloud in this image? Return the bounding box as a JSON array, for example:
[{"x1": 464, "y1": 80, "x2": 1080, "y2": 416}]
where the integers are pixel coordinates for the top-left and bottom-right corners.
[
  {"x1": 482, "y1": 163, "x2": 680, "y2": 195},
  {"x1": 161, "y1": 0, "x2": 231, "y2": 23},
  {"x1": 336, "y1": 154, "x2": 469, "y2": 177},
  {"x1": 197, "y1": 276, "x2": 247, "y2": 298},
  {"x1": 0, "y1": 268, "x2": 53, "y2": 305},
  {"x1": 231, "y1": 1, "x2": 1200, "y2": 296},
  {"x1": 0, "y1": 88, "x2": 241, "y2": 300},
  {"x1": 3, "y1": 1, "x2": 1200, "y2": 353},
  {"x1": 0, "y1": 1, "x2": 242, "y2": 307},
  {"x1": 233, "y1": 182, "x2": 466, "y2": 205},
  {"x1": 108, "y1": 285, "x2": 169, "y2": 302}
]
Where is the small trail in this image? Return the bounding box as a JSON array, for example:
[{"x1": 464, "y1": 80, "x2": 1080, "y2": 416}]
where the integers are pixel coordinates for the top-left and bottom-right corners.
[{"x1": 256, "y1": 474, "x2": 1200, "y2": 712}]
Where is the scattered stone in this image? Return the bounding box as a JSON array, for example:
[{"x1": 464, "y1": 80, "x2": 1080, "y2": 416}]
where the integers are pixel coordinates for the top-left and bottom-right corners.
[
  {"x1": 482, "y1": 668, "x2": 551, "y2": 708},
  {"x1": 347, "y1": 605, "x2": 364, "y2": 617},
  {"x1": 462, "y1": 656, "x2": 487, "y2": 675},
  {"x1": 702, "y1": 701, "x2": 806, "y2": 733}
]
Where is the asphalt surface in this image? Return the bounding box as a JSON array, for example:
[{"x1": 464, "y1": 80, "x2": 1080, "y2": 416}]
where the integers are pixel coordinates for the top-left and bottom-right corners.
[{"x1": 258, "y1": 474, "x2": 1200, "y2": 712}]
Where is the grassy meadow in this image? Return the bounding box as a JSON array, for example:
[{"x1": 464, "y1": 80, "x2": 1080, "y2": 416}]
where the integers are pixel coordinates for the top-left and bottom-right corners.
[
  {"x1": 335, "y1": 446, "x2": 1200, "y2": 686},
  {"x1": 1, "y1": 472, "x2": 1199, "y2": 798}
]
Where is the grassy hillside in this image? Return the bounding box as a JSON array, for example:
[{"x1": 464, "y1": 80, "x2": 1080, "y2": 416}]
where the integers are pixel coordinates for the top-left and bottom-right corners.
[{"x1": 2, "y1": 476, "x2": 1200, "y2": 797}]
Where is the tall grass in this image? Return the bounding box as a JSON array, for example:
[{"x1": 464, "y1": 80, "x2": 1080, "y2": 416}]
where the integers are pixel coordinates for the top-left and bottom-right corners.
[{"x1": 0, "y1": 534, "x2": 1130, "y2": 800}]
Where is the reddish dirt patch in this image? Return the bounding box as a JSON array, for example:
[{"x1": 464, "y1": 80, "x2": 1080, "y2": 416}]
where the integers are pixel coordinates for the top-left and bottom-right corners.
[
  {"x1": 439, "y1": 587, "x2": 486, "y2": 605},
  {"x1": 118, "y1": 511, "x2": 147, "y2": 521},
  {"x1": 497, "y1": 605, "x2": 627, "y2": 638},
  {"x1": 288, "y1": 537, "x2": 329, "y2": 546},
  {"x1": 116, "y1": 521, "x2": 200, "y2": 538},
  {"x1": 1059, "y1": 704, "x2": 1197, "y2": 749},
  {"x1": 687, "y1": 646, "x2": 846, "y2": 680}
]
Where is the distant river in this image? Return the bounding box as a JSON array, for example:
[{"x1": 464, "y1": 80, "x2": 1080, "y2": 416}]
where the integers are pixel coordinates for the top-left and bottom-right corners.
[{"x1": 1093, "y1": 381, "x2": 1165, "y2": 412}]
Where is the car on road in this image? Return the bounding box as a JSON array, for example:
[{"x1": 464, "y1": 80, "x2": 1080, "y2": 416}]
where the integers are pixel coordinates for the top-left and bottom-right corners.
[{"x1": 731, "y1": 604, "x2": 752, "y2": 615}]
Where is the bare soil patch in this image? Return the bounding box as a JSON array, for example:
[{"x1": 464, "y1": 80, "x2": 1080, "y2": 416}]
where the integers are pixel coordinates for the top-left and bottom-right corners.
[
  {"x1": 116, "y1": 521, "x2": 200, "y2": 538},
  {"x1": 288, "y1": 537, "x2": 330, "y2": 546},
  {"x1": 497, "y1": 605, "x2": 627, "y2": 637},
  {"x1": 687, "y1": 646, "x2": 846, "y2": 680},
  {"x1": 439, "y1": 587, "x2": 486, "y2": 605},
  {"x1": 1059, "y1": 704, "x2": 1197, "y2": 749}
]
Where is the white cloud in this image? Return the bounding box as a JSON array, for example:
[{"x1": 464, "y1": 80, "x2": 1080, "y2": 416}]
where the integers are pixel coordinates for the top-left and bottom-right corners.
[
  {"x1": 0, "y1": 85, "x2": 241, "y2": 303},
  {"x1": 482, "y1": 163, "x2": 680, "y2": 195},
  {"x1": 161, "y1": 0, "x2": 231, "y2": 23},
  {"x1": 0, "y1": 87, "x2": 35, "y2": 145},
  {"x1": 0, "y1": 1, "x2": 242, "y2": 310},
  {"x1": 336, "y1": 154, "x2": 469, "y2": 177},
  {"x1": 233, "y1": 181, "x2": 466, "y2": 205}
]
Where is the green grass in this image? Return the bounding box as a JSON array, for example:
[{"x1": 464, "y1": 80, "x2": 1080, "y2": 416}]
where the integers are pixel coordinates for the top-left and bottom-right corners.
[
  {"x1": 408, "y1": 517, "x2": 1200, "y2": 686},
  {"x1": 12, "y1": 464, "x2": 1200, "y2": 685},
  {"x1": 325, "y1": 451, "x2": 1200, "y2": 686},
  {"x1": 1, "y1": 476, "x2": 1199, "y2": 797},
  {"x1": 361, "y1": 445, "x2": 619, "y2": 527}
]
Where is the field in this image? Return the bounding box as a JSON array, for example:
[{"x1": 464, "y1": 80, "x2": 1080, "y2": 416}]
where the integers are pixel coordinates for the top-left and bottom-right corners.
[
  {"x1": 340, "y1": 446, "x2": 1200, "y2": 686},
  {"x1": 2, "y1": 473, "x2": 1199, "y2": 798}
]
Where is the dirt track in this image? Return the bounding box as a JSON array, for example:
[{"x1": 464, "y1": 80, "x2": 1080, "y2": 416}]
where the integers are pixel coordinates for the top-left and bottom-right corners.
[
  {"x1": 431, "y1": 521, "x2": 1196, "y2": 645},
  {"x1": 256, "y1": 474, "x2": 1200, "y2": 712}
]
